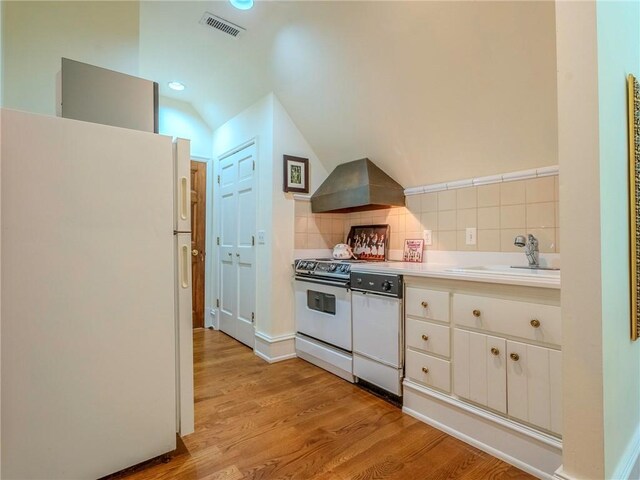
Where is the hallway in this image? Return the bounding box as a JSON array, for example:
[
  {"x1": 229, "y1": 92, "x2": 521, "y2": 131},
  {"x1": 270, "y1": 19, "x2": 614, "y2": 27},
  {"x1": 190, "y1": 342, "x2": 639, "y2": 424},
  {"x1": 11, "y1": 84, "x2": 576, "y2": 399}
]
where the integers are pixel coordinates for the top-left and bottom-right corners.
[{"x1": 123, "y1": 329, "x2": 531, "y2": 479}]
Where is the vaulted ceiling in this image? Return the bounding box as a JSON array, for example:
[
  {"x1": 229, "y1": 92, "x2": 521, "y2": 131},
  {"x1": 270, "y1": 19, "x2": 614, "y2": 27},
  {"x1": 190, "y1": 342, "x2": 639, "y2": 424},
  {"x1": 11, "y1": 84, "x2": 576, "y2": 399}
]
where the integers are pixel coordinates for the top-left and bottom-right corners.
[{"x1": 139, "y1": 1, "x2": 558, "y2": 187}]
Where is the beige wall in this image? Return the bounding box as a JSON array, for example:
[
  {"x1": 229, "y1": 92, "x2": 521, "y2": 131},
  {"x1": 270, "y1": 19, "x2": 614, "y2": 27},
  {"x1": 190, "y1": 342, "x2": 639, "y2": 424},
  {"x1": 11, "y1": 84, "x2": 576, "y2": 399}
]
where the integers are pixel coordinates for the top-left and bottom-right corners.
[
  {"x1": 273, "y1": 1, "x2": 559, "y2": 188},
  {"x1": 294, "y1": 176, "x2": 559, "y2": 254},
  {"x1": 2, "y1": 1, "x2": 140, "y2": 114},
  {"x1": 556, "y1": 4, "x2": 604, "y2": 476}
]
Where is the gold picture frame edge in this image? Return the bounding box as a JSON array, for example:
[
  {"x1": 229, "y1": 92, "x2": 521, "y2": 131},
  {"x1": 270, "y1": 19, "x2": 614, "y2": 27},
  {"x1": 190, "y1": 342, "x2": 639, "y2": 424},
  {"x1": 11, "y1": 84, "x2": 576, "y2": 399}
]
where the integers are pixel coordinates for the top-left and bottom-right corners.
[{"x1": 628, "y1": 73, "x2": 639, "y2": 341}]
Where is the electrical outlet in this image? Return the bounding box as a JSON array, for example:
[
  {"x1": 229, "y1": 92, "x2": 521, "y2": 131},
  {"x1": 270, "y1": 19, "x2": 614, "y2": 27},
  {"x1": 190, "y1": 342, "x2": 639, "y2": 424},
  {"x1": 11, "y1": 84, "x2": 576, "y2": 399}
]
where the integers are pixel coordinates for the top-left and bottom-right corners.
[
  {"x1": 465, "y1": 227, "x2": 477, "y2": 246},
  {"x1": 423, "y1": 229, "x2": 433, "y2": 246},
  {"x1": 257, "y1": 230, "x2": 266, "y2": 244}
]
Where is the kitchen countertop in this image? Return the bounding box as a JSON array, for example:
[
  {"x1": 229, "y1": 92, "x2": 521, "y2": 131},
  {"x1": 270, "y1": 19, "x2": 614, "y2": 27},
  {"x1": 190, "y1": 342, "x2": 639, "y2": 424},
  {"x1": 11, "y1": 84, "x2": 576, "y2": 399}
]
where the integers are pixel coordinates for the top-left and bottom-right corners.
[{"x1": 350, "y1": 261, "x2": 560, "y2": 289}]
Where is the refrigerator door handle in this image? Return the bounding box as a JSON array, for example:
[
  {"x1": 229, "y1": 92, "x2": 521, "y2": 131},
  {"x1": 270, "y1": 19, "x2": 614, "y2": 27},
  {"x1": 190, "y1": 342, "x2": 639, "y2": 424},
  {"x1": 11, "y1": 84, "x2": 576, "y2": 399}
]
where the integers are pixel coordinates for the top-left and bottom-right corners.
[
  {"x1": 181, "y1": 244, "x2": 190, "y2": 288},
  {"x1": 180, "y1": 176, "x2": 188, "y2": 221}
]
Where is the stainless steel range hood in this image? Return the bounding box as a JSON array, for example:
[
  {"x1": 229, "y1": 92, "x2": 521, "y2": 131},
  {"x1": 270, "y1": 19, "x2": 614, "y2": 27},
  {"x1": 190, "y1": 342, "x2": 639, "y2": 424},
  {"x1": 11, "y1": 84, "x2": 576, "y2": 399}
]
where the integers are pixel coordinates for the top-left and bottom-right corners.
[{"x1": 310, "y1": 158, "x2": 405, "y2": 213}]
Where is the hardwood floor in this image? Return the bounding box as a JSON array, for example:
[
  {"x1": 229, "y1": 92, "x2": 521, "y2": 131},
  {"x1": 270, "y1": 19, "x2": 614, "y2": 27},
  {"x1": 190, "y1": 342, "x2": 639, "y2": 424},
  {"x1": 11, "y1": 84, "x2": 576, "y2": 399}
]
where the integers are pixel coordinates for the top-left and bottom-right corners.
[{"x1": 123, "y1": 329, "x2": 533, "y2": 480}]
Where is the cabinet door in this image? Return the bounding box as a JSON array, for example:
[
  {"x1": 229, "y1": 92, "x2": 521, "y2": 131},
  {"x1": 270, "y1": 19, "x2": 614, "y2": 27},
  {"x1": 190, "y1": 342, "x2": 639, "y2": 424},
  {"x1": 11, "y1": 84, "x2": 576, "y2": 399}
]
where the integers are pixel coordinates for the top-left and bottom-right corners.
[
  {"x1": 453, "y1": 329, "x2": 506, "y2": 414},
  {"x1": 506, "y1": 340, "x2": 562, "y2": 434}
]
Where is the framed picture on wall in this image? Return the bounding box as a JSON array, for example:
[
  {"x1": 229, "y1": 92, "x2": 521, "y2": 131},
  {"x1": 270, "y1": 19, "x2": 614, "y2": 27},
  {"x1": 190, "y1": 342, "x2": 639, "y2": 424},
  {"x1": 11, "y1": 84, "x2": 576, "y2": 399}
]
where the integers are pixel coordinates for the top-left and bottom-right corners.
[
  {"x1": 346, "y1": 224, "x2": 390, "y2": 261},
  {"x1": 403, "y1": 239, "x2": 424, "y2": 263},
  {"x1": 628, "y1": 73, "x2": 640, "y2": 341},
  {"x1": 283, "y1": 155, "x2": 309, "y2": 193}
]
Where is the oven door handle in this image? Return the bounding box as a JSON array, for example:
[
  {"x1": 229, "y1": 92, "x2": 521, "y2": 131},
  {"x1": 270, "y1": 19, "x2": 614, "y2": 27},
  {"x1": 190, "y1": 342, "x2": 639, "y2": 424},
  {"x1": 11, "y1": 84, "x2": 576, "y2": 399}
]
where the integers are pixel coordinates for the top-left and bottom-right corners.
[{"x1": 295, "y1": 277, "x2": 350, "y2": 289}]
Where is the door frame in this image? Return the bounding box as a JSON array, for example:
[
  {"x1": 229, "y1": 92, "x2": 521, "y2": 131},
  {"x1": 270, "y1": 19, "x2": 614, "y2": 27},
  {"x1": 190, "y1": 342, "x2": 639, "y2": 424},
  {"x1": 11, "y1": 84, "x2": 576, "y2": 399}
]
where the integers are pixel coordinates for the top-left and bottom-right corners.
[
  {"x1": 192, "y1": 155, "x2": 214, "y2": 329},
  {"x1": 212, "y1": 138, "x2": 258, "y2": 338}
]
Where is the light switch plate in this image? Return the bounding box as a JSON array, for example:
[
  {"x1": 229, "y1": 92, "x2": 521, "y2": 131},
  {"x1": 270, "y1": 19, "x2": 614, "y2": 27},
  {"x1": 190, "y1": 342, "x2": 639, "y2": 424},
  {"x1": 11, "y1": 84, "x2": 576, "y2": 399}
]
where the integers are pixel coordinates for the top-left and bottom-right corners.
[
  {"x1": 465, "y1": 227, "x2": 477, "y2": 245},
  {"x1": 257, "y1": 230, "x2": 266, "y2": 244},
  {"x1": 423, "y1": 229, "x2": 433, "y2": 246}
]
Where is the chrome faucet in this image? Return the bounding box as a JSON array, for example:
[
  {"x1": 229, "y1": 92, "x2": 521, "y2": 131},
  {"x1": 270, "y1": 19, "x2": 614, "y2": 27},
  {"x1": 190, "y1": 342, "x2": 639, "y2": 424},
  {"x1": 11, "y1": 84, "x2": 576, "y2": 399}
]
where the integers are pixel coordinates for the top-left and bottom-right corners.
[{"x1": 514, "y1": 234, "x2": 539, "y2": 268}]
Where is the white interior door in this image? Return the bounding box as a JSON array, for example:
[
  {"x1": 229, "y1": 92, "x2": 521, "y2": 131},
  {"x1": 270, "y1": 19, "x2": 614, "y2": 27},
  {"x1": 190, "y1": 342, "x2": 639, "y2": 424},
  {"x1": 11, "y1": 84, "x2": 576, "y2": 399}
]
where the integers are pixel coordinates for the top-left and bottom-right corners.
[{"x1": 217, "y1": 143, "x2": 256, "y2": 348}]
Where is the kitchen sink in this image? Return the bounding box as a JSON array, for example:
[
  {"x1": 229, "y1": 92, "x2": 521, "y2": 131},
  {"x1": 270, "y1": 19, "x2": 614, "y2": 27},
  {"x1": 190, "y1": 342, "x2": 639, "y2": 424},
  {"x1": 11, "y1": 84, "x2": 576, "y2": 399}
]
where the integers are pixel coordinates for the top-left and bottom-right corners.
[{"x1": 446, "y1": 265, "x2": 560, "y2": 278}]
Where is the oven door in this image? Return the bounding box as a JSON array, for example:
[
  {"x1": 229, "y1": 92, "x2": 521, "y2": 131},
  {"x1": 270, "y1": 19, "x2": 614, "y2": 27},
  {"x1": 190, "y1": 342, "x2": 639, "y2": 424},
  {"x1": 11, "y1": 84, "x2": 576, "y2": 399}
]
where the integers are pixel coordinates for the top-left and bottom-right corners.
[{"x1": 294, "y1": 278, "x2": 352, "y2": 351}]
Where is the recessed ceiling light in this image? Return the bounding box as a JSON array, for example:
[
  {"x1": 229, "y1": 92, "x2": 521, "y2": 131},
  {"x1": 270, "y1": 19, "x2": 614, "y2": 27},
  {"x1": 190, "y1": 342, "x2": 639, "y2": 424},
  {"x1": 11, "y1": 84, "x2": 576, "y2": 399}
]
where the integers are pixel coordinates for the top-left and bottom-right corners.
[
  {"x1": 230, "y1": 0, "x2": 253, "y2": 10},
  {"x1": 168, "y1": 81, "x2": 185, "y2": 91}
]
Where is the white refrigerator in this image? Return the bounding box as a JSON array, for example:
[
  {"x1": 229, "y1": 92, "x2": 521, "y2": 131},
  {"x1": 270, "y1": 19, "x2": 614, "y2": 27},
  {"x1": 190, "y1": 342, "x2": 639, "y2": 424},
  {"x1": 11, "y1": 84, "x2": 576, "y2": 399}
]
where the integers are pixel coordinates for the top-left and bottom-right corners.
[{"x1": 1, "y1": 109, "x2": 194, "y2": 479}]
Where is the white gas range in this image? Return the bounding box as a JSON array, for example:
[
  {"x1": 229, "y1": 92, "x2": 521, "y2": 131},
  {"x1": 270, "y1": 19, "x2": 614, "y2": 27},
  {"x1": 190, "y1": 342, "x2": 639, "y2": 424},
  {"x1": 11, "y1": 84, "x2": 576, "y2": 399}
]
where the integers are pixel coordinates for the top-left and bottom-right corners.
[{"x1": 294, "y1": 258, "x2": 404, "y2": 399}]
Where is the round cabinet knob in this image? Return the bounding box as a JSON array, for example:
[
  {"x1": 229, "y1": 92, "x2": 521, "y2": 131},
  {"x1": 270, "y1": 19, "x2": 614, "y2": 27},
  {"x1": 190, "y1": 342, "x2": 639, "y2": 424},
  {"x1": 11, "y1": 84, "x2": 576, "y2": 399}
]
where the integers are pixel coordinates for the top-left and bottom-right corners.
[
  {"x1": 510, "y1": 353, "x2": 520, "y2": 361},
  {"x1": 236, "y1": 253, "x2": 240, "y2": 257},
  {"x1": 421, "y1": 334, "x2": 429, "y2": 341},
  {"x1": 228, "y1": 252, "x2": 232, "y2": 256},
  {"x1": 382, "y1": 280, "x2": 392, "y2": 291},
  {"x1": 421, "y1": 301, "x2": 429, "y2": 308},
  {"x1": 490, "y1": 347, "x2": 500, "y2": 356},
  {"x1": 472, "y1": 309, "x2": 482, "y2": 317},
  {"x1": 192, "y1": 249, "x2": 199, "y2": 256},
  {"x1": 530, "y1": 319, "x2": 541, "y2": 328},
  {"x1": 421, "y1": 367, "x2": 429, "y2": 374}
]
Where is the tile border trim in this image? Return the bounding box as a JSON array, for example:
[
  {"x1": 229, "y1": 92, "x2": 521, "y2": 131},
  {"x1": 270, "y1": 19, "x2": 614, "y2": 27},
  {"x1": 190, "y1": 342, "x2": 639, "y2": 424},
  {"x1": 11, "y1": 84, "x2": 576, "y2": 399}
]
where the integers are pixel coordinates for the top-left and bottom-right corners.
[{"x1": 404, "y1": 165, "x2": 559, "y2": 196}]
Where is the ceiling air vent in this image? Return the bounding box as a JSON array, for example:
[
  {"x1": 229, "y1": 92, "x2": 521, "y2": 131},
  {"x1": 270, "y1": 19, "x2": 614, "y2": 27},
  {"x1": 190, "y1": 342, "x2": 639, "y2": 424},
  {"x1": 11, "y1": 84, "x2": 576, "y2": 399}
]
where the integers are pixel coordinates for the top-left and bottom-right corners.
[{"x1": 199, "y1": 12, "x2": 246, "y2": 38}]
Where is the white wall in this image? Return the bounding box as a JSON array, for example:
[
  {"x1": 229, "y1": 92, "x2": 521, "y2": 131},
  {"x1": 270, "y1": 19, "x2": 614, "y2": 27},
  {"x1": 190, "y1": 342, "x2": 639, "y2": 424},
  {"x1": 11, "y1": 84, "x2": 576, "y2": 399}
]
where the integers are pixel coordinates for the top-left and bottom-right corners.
[
  {"x1": 0, "y1": 5, "x2": 3, "y2": 470},
  {"x1": 555, "y1": 2, "x2": 604, "y2": 477},
  {"x1": 212, "y1": 94, "x2": 274, "y2": 340},
  {"x1": 271, "y1": 96, "x2": 328, "y2": 337},
  {"x1": 2, "y1": 1, "x2": 140, "y2": 115},
  {"x1": 596, "y1": 2, "x2": 640, "y2": 478},
  {"x1": 212, "y1": 93, "x2": 327, "y2": 342},
  {"x1": 159, "y1": 96, "x2": 212, "y2": 159},
  {"x1": 556, "y1": 1, "x2": 640, "y2": 478}
]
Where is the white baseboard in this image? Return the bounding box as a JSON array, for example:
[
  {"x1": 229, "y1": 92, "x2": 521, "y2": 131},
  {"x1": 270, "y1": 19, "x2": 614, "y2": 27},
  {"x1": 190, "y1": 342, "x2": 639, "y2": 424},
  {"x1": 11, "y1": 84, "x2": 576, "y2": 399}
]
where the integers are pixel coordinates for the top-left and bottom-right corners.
[
  {"x1": 611, "y1": 423, "x2": 640, "y2": 480},
  {"x1": 254, "y1": 331, "x2": 297, "y2": 363},
  {"x1": 552, "y1": 423, "x2": 640, "y2": 480},
  {"x1": 403, "y1": 381, "x2": 562, "y2": 479},
  {"x1": 552, "y1": 467, "x2": 575, "y2": 480}
]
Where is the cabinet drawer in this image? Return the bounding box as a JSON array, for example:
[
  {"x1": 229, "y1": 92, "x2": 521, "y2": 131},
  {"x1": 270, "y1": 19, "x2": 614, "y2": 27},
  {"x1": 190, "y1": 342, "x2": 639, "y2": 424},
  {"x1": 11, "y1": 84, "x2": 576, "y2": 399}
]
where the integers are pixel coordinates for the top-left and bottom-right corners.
[
  {"x1": 405, "y1": 287, "x2": 450, "y2": 323},
  {"x1": 406, "y1": 349, "x2": 451, "y2": 392},
  {"x1": 453, "y1": 294, "x2": 561, "y2": 346},
  {"x1": 406, "y1": 318, "x2": 450, "y2": 357}
]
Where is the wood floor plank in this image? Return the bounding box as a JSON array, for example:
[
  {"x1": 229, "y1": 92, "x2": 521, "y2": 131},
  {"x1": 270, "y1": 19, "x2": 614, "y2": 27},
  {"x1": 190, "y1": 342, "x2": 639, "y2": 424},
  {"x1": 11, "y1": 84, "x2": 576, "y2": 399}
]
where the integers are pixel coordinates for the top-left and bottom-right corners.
[{"x1": 121, "y1": 329, "x2": 535, "y2": 480}]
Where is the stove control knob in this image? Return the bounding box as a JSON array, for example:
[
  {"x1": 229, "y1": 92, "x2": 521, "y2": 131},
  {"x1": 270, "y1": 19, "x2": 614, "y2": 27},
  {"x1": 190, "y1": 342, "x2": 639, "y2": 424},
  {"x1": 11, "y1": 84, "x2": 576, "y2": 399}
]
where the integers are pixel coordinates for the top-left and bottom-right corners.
[
  {"x1": 382, "y1": 280, "x2": 392, "y2": 292},
  {"x1": 356, "y1": 277, "x2": 363, "y2": 284},
  {"x1": 328, "y1": 264, "x2": 337, "y2": 272}
]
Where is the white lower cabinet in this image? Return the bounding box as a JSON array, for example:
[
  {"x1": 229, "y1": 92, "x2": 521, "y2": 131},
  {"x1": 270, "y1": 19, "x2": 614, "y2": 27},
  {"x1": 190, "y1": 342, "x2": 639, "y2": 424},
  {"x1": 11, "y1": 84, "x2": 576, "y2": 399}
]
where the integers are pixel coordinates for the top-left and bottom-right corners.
[
  {"x1": 453, "y1": 329, "x2": 506, "y2": 414},
  {"x1": 403, "y1": 278, "x2": 562, "y2": 477},
  {"x1": 506, "y1": 341, "x2": 563, "y2": 435},
  {"x1": 453, "y1": 329, "x2": 562, "y2": 435},
  {"x1": 406, "y1": 349, "x2": 451, "y2": 392}
]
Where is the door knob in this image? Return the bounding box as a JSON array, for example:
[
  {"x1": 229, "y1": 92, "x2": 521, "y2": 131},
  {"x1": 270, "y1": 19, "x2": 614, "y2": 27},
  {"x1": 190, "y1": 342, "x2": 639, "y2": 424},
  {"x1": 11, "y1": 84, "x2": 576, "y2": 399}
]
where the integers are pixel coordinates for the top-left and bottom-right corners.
[{"x1": 192, "y1": 249, "x2": 199, "y2": 256}]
